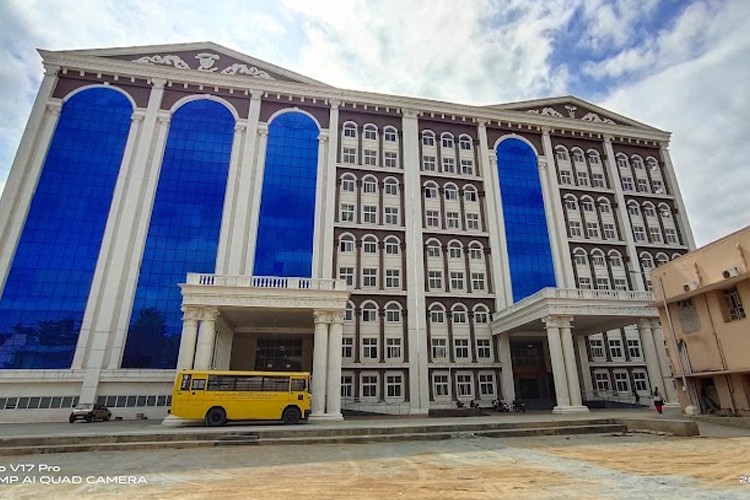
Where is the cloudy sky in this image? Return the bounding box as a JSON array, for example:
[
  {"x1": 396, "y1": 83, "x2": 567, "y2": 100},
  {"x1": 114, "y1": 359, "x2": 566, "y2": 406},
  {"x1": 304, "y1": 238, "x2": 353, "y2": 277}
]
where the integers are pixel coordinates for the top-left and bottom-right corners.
[{"x1": 0, "y1": 0, "x2": 747, "y2": 246}]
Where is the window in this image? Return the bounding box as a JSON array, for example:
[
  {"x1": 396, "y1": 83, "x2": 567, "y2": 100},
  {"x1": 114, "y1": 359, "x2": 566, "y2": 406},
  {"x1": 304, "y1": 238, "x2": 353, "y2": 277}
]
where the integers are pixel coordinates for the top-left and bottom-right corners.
[
  {"x1": 649, "y1": 227, "x2": 662, "y2": 243},
  {"x1": 628, "y1": 204, "x2": 640, "y2": 216},
  {"x1": 384, "y1": 151, "x2": 398, "y2": 168},
  {"x1": 614, "y1": 372, "x2": 629, "y2": 392},
  {"x1": 560, "y1": 170, "x2": 573, "y2": 185},
  {"x1": 386, "y1": 306, "x2": 401, "y2": 323},
  {"x1": 474, "y1": 309, "x2": 489, "y2": 324},
  {"x1": 450, "y1": 272, "x2": 465, "y2": 291},
  {"x1": 616, "y1": 157, "x2": 627, "y2": 168},
  {"x1": 387, "y1": 338, "x2": 402, "y2": 359},
  {"x1": 633, "y1": 226, "x2": 646, "y2": 242},
  {"x1": 479, "y1": 374, "x2": 494, "y2": 396},
  {"x1": 643, "y1": 205, "x2": 656, "y2": 218},
  {"x1": 577, "y1": 171, "x2": 589, "y2": 186},
  {"x1": 363, "y1": 149, "x2": 377, "y2": 166},
  {"x1": 588, "y1": 153, "x2": 600, "y2": 164},
  {"x1": 363, "y1": 238, "x2": 377, "y2": 254},
  {"x1": 345, "y1": 304, "x2": 354, "y2": 321},
  {"x1": 422, "y1": 131, "x2": 435, "y2": 146},
  {"x1": 384, "y1": 127, "x2": 398, "y2": 142},
  {"x1": 459, "y1": 136, "x2": 472, "y2": 150},
  {"x1": 384, "y1": 180, "x2": 399, "y2": 195},
  {"x1": 592, "y1": 254, "x2": 606, "y2": 266},
  {"x1": 555, "y1": 149, "x2": 568, "y2": 161},
  {"x1": 343, "y1": 123, "x2": 357, "y2": 138},
  {"x1": 569, "y1": 221, "x2": 582, "y2": 238},
  {"x1": 342, "y1": 338, "x2": 353, "y2": 358},
  {"x1": 469, "y1": 246, "x2": 483, "y2": 260},
  {"x1": 444, "y1": 187, "x2": 458, "y2": 200},
  {"x1": 386, "y1": 375, "x2": 402, "y2": 397},
  {"x1": 476, "y1": 339, "x2": 491, "y2": 359},
  {"x1": 466, "y1": 213, "x2": 480, "y2": 230},
  {"x1": 723, "y1": 287, "x2": 746, "y2": 321},
  {"x1": 427, "y1": 243, "x2": 441, "y2": 257},
  {"x1": 428, "y1": 271, "x2": 443, "y2": 290},
  {"x1": 592, "y1": 173, "x2": 605, "y2": 188},
  {"x1": 424, "y1": 185, "x2": 438, "y2": 199},
  {"x1": 609, "y1": 253, "x2": 623, "y2": 267},
  {"x1": 361, "y1": 375, "x2": 378, "y2": 397},
  {"x1": 423, "y1": 155, "x2": 437, "y2": 171},
  {"x1": 362, "y1": 304, "x2": 377, "y2": 322},
  {"x1": 599, "y1": 202, "x2": 611, "y2": 214},
  {"x1": 339, "y1": 238, "x2": 354, "y2": 253},
  {"x1": 341, "y1": 177, "x2": 355, "y2": 192},
  {"x1": 594, "y1": 372, "x2": 610, "y2": 391},
  {"x1": 385, "y1": 239, "x2": 400, "y2": 255},
  {"x1": 614, "y1": 278, "x2": 628, "y2": 291},
  {"x1": 578, "y1": 277, "x2": 592, "y2": 289},
  {"x1": 441, "y1": 134, "x2": 454, "y2": 148},
  {"x1": 637, "y1": 178, "x2": 649, "y2": 193},
  {"x1": 343, "y1": 147, "x2": 356, "y2": 164},
  {"x1": 596, "y1": 277, "x2": 610, "y2": 290},
  {"x1": 464, "y1": 188, "x2": 477, "y2": 202},
  {"x1": 572, "y1": 150, "x2": 585, "y2": 162},
  {"x1": 362, "y1": 338, "x2": 378, "y2": 359},
  {"x1": 652, "y1": 179, "x2": 665, "y2": 194},
  {"x1": 632, "y1": 371, "x2": 648, "y2": 392},
  {"x1": 471, "y1": 272, "x2": 485, "y2": 291},
  {"x1": 454, "y1": 338, "x2": 469, "y2": 359},
  {"x1": 340, "y1": 203, "x2": 354, "y2": 222},
  {"x1": 434, "y1": 374, "x2": 449, "y2": 396},
  {"x1": 586, "y1": 222, "x2": 600, "y2": 239},
  {"x1": 632, "y1": 158, "x2": 643, "y2": 169},
  {"x1": 363, "y1": 205, "x2": 377, "y2": 224},
  {"x1": 426, "y1": 210, "x2": 440, "y2": 228},
  {"x1": 574, "y1": 252, "x2": 587, "y2": 266},
  {"x1": 665, "y1": 228, "x2": 679, "y2": 244},
  {"x1": 442, "y1": 157, "x2": 456, "y2": 173},
  {"x1": 581, "y1": 199, "x2": 595, "y2": 212},
  {"x1": 446, "y1": 211, "x2": 460, "y2": 229},
  {"x1": 627, "y1": 339, "x2": 641, "y2": 359},
  {"x1": 452, "y1": 309, "x2": 467, "y2": 324},
  {"x1": 385, "y1": 269, "x2": 400, "y2": 288},
  {"x1": 430, "y1": 307, "x2": 445, "y2": 323},
  {"x1": 432, "y1": 338, "x2": 447, "y2": 359},
  {"x1": 590, "y1": 339, "x2": 604, "y2": 358},
  {"x1": 565, "y1": 198, "x2": 577, "y2": 210},
  {"x1": 339, "y1": 267, "x2": 354, "y2": 286},
  {"x1": 363, "y1": 125, "x2": 377, "y2": 140},
  {"x1": 608, "y1": 338, "x2": 623, "y2": 358},
  {"x1": 362, "y1": 178, "x2": 377, "y2": 193},
  {"x1": 362, "y1": 268, "x2": 377, "y2": 288},
  {"x1": 448, "y1": 244, "x2": 462, "y2": 259},
  {"x1": 341, "y1": 374, "x2": 353, "y2": 397},
  {"x1": 603, "y1": 223, "x2": 617, "y2": 240},
  {"x1": 622, "y1": 177, "x2": 634, "y2": 191},
  {"x1": 456, "y1": 374, "x2": 472, "y2": 397},
  {"x1": 460, "y1": 159, "x2": 474, "y2": 175},
  {"x1": 385, "y1": 207, "x2": 399, "y2": 225}
]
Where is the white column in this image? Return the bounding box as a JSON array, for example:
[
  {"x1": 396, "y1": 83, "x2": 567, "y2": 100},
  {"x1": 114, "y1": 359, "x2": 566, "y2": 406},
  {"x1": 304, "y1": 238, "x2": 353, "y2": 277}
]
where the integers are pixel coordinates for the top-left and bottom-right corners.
[
  {"x1": 176, "y1": 307, "x2": 200, "y2": 370},
  {"x1": 326, "y1": 314, "x2": 344, "y2": 419},
  {"x1": 560, "y1": 318, "x2": 588, "y2": 411},
  {"x1": 544, "y1": 317, "x2": 571, "y2": 411},
  {"x1": 402, "y1": 108, "x2": 429, "y2": 414},
  {"x1": 603, "y1": 136, "x2": 646, "y2": 290},
  {"x1": 245, "y1": 123, "x2": 270, "y2": 274},
  {"x1": 0, "y1": 64, "x2": 60, "y2": 293},
  {"x1": 637, "y1": 318, "x2": 664, "y2": 401},
  {"x1": 193, "y1": 308, "x2": 219, "y2": 370},
  {"x1": 577, "y1": 335, "x2": 594, "y2": 395},
  {"x1": 216, "y1": 120, "x2": 248, "y2": 274},
  {"x1": 540, "y1": 128, "x2": 575, "y2": 288},
  {"x1": 660, "y1": 144, "x2": 696, "y2": 249},
  {"x1": 311, "y1": 130, "x2": 329, "y2": 278},
  {"x1": 321, "y1": 100, "x2": 340, "y2": 279},
  {"x1": 311, "y1": 312, "x2": 329, "y2": 418},
  {"x1": 498, "y1": 334, "x2": 515, "y2": 402},
  {"x1": 651, "y1": 319, "x2": 678, "y2": 402},
  {"x1": 477, "y1": 120, "x2": 510, "y2": 310}
]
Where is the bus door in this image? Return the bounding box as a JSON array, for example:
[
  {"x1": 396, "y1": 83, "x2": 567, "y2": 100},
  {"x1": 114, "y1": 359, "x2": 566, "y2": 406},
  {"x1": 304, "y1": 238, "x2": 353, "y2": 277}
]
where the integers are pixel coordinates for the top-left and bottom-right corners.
[{"x1": 185, "y1": 375, "x2": 206, "y2": 418}]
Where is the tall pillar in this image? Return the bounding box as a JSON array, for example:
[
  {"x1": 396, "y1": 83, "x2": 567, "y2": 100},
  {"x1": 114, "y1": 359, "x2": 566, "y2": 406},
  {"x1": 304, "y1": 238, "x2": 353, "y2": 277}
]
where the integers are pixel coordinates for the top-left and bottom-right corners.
[
  {"x1": 637, "y1": 318, "x2": 665, "y2": 401},
  {"x1": 321, "y1": 100, "x2": 340, "y2": 279},
  {"x1": 193, "y1": 308, "x2": 219, "y2": 370},
  {"x1": 651, "y1": 319, "x2": 678, "y2": 402},
  {"x1": 498, "y1": 334, "x2": 515, "y2": 402},
  {"x1": 544, "y1": 317, "x2": 571, "y2": 411},
  {"x1": 246, "y1": 123, "x2": 270, "y2": 274},
  {"x1": 577, "y1": 335, "x2": 594, "y2": 395},
  {"x1": 326, "y1": 313, "x2": 344, "y2": 420},
  {"x1": 216, "y1": 120, "x2": 248, "y2": 274},
  {"x1": 560, "y1": 317, "x2": 588, "y2": 411},
  {"x1": 311, "y1": 311, "x2": 329, "y2": 418},
  {"x1": 176, "y1": 307, "x2": 200, "y2": 370}
]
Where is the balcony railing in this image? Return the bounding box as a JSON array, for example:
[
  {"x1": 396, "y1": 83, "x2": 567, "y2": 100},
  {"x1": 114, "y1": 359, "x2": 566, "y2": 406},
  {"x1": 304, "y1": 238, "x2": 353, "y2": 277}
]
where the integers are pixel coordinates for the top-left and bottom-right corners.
[
  {"x1": 185, "y1": 274, "x2": 347, "y2": 291},
  {"x1": 500, "y1": 287, "x2": 654, "y2": 316}
]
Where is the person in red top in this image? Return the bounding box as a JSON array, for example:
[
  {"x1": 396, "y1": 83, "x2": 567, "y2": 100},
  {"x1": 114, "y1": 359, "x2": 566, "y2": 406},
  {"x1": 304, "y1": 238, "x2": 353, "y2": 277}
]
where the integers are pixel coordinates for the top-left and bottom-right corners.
[{"x1": 653, "y1": 387, "x2": 664, "y2": 414}]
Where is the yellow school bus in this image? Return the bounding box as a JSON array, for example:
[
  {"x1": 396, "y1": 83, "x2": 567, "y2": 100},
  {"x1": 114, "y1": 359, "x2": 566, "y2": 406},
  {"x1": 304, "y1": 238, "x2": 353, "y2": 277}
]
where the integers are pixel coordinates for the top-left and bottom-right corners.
[{"x1": 169, "y1": 370, "x2": 311, "y2": 426}]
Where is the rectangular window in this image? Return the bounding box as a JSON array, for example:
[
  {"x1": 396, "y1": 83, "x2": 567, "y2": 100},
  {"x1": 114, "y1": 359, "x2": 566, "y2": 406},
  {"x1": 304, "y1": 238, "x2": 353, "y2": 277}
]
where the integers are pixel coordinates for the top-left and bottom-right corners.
[
  {"x1": 466, "y1": 213, "x2": 480, "y2": 230},
  {"x1": 385, "y1": 207, "x2": 399, "y2": 225},
  {"x1": 632, "y1": 371, "x2": 648, "y2": 392},
  {"x1": 572, "y1": 151, "x2": 585, "y2": 162},
  {"x1": 652, "y1": 179, "x2": 665, "y2": 194},
  {"x1": 385, "y1": 269, "x2": 400, "y2": 289},
  {"x1": 456, "y1": 374, "x2": 472, "y2": 397},
  {"x1": 362, "y1": 205, "x2": 377, "y2": 224},
  {"x1": 428, "y1": 271, "x2": 443, "y2": 290},
  {"x1": 479, "y1": 374, "x2": 494, "y2": 396},
  {"x1": 560, "y1": 170, "x2": 573, "y2": 185},
  {"x1": 627, "y1": 339, "x2": 641, "y2": 359},
  {"x1": 614, "y1": 372, "x2": 629, "y2": 392},
  {"x1": 423, "y1": 155, "x2": 437, "y2": 171},
  {"x1": 363, "y1": 180, "x2": 377, "y2": 194},
  {"x1": 342, "y1": 338, "x2": 353, "y2": 358},
  {"x1": 343, "y1": 147, "x2": 356, "y2": 164},
  {"x1": 341, "y1": 375, "x2": 353, "y2": 398},
  {"x1": 434, "y1": 374, "x2": 449, "y2": 396},
  {"x1": 577, "y1": 171, "x2": 589, "y2": 186},
  {"x1": 476, "y1": 339, "x2": 491, "y2": 359},
  {"x1": 339, "y1": 267, "x2": 354, "y2": 286},
  {"x1": 590, "y1": 339, "x2": 604, "y2": 358},
  {"x1": 460, "y1": 159, "x2": 474, "y2": 175},
  {"x1": 454, "y1": 338, "x2": 469, "y2": 359},
  {"x1": 665, "y1": 228, "x2": 679, "y2": 244},
  {"x1": 471, "y1": 272, "x2": 485, "y2": 291},
  {"x1": 432, "y1": 338, "x2": 447, "y2": 359},
  {"x1": 586, "y1": 222, "x2": 600, "y2": 239},
  {"x1": 465, "y1": 189, "x2": 477, "y2": 202},
  {"x1": 633, "y1": 226, "x2": 646, "y2": 242},
  {"x1": 608, "y1": 338, "x2": 623, "y2": 358},
  {"x1": 384, "y1": 151, "x2": 398, "y2": 168},
  {"x1": 386, "y1": 307, "x2": 401, "y2": 323},
  {"x1": 622, "y1": 177, "x2": 634, "y2": 191},
  {"x1": 362, "y1": 268, "x2": 377, "y2": 288},
  {"x1": 592, "y1": 255, "x2": 606, "y2": 266},
  {"x1": 594, "y1": 372, "x2": 610, "y2": 391},
  {"x1": 450, "y1": 272, "x2": 464, "y2": 291},
  {"x1": 340, "y1": 203, "x2": 354, "y2": 222},
  {"x1": 578, "y1": 277, "x2": 592, "y2": 289},
  {"x1": 636, "y1": 178, "x2": 649, "y2": 192},
  {"x1": 649, "y1": 227, "x2": 662, "y2": 243},
  {"x1": 470, "y1": 247, "x2": 483, "y2": 260},
  {"x1": 603, "y1": 223, "x2": 617, "y2": 240},
  {"x1": 442, "y1": 157, "x2": 456, "y2": 173},
  {"x1": 446, "y1": 211, "x2": 460, "y2": 229},
  {"x1": 614, "y1": 278, "x2": 628, "y2": 291},
  {"x1": 723, "y1": 287, "x2": 746, "y2": 321},
  {"x1": 384, "y1": 182, "x2": 399, "y2": 196},
  {"x1": 592, "y1": 173, "x2": 605, "y2": 188},
  {"x1": 361, "y1": 375, "x2": 378, "y2": 397},
  {"x1": 427, "y1": 244, "x2": 441, "y2": 258},
  {"x1": 386, "y1": 375, "x2": 402, "y2": 397},
  {"x1": 341, "y1": 178, "x2": 355, "y2": 192},
  {"x1": 569, "y1": 221, "x2": 582, "y2": 238},
  {"x1": 362, "y1": 338, "x2": 378, "y2": 360},
  {"x1": 363, "y1": 149, "x2": 377, "y2": 166},
  {"x1": 387, "y1": 338, "x2": 402, "y2": 359},
  {"x1": 430, "y1": 309, "x2": 445, "y2": 324},
  {"x1": 426, "y1": 210, "x2": 440, "y2": 228},
  {"x1": 596, "y1": 277, "x2": 610, "y2": 290}
]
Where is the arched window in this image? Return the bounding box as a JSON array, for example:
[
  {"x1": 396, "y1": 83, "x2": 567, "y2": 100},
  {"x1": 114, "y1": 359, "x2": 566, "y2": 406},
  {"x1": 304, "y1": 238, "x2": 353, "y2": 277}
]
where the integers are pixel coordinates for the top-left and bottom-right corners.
[
  {"x1": 383, "y1": 126, "x2": 398, "y2": 142},
  {"x1": 362, "y1": 302, "x2": 378, "y2": 322},
  {"x1": 616, "y1": 154, "x2": 629, "y2": 169},
  {"x1": 384, "y1": 236, "x2": 401, "y2": 255},
  {"x1": 468, "y1": 242, "x2": 484, "y2": 260},
  {"x1": 587, "y1": 150, "x2": 601, "y2": 164},
  {"x1": 642, "y1": 202, "x2": 656, "y2": 218},
  {"x1": 597, "y1": 197, "x2": 612, "y2": 214},
  {"x1": 424, "y1": 181, "x2": 439, "y2": 199},
  {"x1": 464, "y1": 185, "x2": 478, "y2": 202},
  {"x1": 459, "y1": 135, "x2": 473, "y2": 151},
  {"x1": 555, "y1": 146, "x2": 569, "y2": 161},
  {"x1": 646, "y1": 157, "x2": 659, "y2": 171},
  {"x1": 448, "y1": 241, "x2": 463, "y2": 259},
  {"x1": 640, "y1": 253, "x2": 655, "y2": 270},
  {"x1": 473, "y1": 305, "x2": 490, "y2": 324},
  {"x1": 421, "y1": 130, "x2": 436, "y2": 146},
  {"x1": 591, "y1": 249, "x2": 606, "y2": 267},
  {"x1": 362, "y1": 235, "x2": 378, "y2": 254},
  {"x1": 383, "y1": 177, "x2": 399, "y2": 196},
  {"x1": 571, "y1": 148, "x2": 585, "y2": 163},
  {"x1": 363, "y1": 123, "x2": 377, "y2": 141},
  {"x1": 340, "y1": 173, "x2": 356, "y2": 193},
  {"x1": 339, "y1": 234, "x2": 355, "y2": 253},
  {"x1": 429, "y1": 304, "x2": 446, "y2": 324},
  {"x1": 631, "y1": 155, "x2": 644, "y2": 169},
  {"x1": 385, "y1": 302, "x2": 402, "y2": 323},
  {"x1": 342, "y1": 122, "x2": 357, "y2": 138},
  {"x1": 451, "y1": 304, "x2": 468, "y2": 324},
  {"x1": 426, "y1": 239, "x2": 442, "y2": 258},
  {"x1": 440, "y1": 132, "x2": 454, "y2": 149},
  {"x1": 658, "y1": 203, "x2": 672, "y2": 218},
  {"x1": 444, "y1": 183, "x2": 459, "y2": 201},
  {"x1": 655, "y1": 253, "x2": 669, "y2": 266},
  {"x1": 580, "y1": 196, "x2": 595, "y2": 213},
  {"x1": 573, "y1": 248, "x2": 588, "y2": 266},
  {"x1": 563, "y1": 194, "x2": 578, "y2": 211},
  {"x1": 345, "y1": 301, "x2": 355, "y2": 322},
  {"x1": 627, "y1": 201, "x2": 640, "y2": 216},
  {"x1": 362, "y1": 175, "x2": 378, "y2": 194},
  {"x1": 608, "y1": 250, "x2": 623, "y2": 268}
]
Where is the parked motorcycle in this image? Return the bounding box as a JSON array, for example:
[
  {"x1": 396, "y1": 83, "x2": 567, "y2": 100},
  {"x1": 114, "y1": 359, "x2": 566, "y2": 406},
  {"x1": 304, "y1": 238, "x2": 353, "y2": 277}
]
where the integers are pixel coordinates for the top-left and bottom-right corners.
[
  {"x1": 511, "y1": 399, "x2": 526, "y2": 412},
  {"x1": 492, "y1": 399, "x2": 511, "y2": 412}
]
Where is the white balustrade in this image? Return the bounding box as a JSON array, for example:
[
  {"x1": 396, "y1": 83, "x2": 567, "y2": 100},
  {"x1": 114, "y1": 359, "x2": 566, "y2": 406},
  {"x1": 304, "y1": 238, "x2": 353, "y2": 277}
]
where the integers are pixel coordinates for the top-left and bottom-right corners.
[{"x1": 185, "y1": 273, "x2": 344, "y2": 291}]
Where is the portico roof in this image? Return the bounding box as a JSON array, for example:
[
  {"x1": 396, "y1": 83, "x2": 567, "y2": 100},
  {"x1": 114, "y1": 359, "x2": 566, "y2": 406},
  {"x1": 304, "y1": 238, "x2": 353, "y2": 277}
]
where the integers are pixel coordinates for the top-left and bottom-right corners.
[{"x1": 491, "y1": 288, "x2": 658, "y2": 336}]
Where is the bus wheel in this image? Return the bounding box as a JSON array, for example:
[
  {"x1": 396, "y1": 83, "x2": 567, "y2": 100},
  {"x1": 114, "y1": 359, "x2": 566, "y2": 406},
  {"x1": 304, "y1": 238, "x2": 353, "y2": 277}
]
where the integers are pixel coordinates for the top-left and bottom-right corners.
[
  {"x1": 205, "y1": 407, "x2": 227, "y2": 427},
  {"x1": 281, "y1": 406, "x2": 301, "y2": 425}
]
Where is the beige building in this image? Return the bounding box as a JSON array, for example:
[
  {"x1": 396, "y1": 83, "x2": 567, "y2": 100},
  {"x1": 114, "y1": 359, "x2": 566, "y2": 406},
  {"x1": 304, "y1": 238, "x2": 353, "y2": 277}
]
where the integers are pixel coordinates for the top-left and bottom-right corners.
[{"x1": 652, "y1": 226, "x2": 750, "y2": 416}]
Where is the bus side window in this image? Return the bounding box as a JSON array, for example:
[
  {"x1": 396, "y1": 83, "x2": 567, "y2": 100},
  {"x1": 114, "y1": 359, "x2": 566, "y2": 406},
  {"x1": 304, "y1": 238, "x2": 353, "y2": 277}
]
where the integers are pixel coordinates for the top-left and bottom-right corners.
[
  {"x1": 191, "y1": 379, "x2": 206, "y2": 391},
  {"x1": 180, "y1": 374, "x2": 192, "y2": 391},
  {"x1": 291, "y1": 379, "x2": 306, "y2": 392}
]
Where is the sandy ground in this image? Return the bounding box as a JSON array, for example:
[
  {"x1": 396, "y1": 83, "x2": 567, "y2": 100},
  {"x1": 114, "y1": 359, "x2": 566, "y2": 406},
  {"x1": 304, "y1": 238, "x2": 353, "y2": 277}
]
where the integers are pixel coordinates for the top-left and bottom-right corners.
[{"x1": 1, "y1": 423, "x2": 748, "y2": 499}]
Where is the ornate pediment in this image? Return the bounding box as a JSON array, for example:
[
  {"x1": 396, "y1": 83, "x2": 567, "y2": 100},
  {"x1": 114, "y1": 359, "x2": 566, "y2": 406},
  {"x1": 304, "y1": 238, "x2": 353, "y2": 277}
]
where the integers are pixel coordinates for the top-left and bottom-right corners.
[{"x1": 130, "y1": 51, "x2": 275, "y2": 80}]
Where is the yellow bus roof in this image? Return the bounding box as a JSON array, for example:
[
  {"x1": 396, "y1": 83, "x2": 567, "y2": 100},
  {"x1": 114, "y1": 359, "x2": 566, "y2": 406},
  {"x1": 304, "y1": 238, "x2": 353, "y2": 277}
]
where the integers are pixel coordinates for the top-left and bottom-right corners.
[{"x1": 176, "y1": 370, "x2": 310, "y2": 377}]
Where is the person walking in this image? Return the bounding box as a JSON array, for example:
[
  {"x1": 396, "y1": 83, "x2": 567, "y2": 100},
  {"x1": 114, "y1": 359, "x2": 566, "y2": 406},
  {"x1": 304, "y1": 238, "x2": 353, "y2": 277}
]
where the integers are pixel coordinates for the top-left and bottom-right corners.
[{"x1": 653, "y1": 387, "x2": 664, "y2": 414}]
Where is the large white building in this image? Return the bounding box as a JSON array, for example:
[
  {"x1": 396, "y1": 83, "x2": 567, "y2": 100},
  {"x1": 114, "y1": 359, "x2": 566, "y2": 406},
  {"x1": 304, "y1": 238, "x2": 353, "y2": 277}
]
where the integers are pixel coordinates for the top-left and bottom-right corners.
[{"x1": 0, "y1": 43, "x2": 693, "y2": 422}]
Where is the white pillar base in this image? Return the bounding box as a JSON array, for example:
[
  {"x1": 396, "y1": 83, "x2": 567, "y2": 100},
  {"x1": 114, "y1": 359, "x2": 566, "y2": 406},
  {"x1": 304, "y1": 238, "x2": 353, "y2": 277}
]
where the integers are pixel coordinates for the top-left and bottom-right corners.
[
  {"x1": 552, "y1": 405, "x2": 590, "y2": 414},
  {"x1": 409, "y1": 408, "x2": 430, "y2": 416},
  {"x1": 161, "y1": 415, "x2": 200, "y2": 426},
  {"x1": 308, "y1": 412, "x2": 344, "y2": 422}
]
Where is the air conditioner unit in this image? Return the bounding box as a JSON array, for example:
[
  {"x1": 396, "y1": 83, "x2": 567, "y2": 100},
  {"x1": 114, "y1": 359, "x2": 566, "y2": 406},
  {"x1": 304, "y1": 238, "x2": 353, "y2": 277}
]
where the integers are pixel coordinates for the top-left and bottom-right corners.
[
  {"x1": 722, "y1": 266, "x2": 740, "y2": 279},
  {"x1": 683, "y1": 281, "x2": 699, "y2": 292}
]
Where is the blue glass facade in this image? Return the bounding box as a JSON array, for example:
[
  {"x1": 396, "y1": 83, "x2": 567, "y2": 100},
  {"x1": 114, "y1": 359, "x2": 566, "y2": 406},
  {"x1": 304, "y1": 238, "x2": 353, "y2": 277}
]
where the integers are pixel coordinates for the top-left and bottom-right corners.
[
  {"x1": 253, "y1": 112, "x2": 319, "y2": 278},
  {"x1": 122, "y1": 100, "x2": 234, "y2": 368},
  {"x1": 496, "y1": 138, "x2": 557, "y2": 302},
  {"x1": 0, "y1": 88, "x2": 133, "y2": 369}
]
